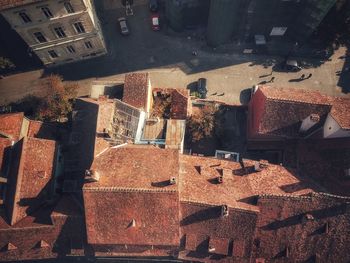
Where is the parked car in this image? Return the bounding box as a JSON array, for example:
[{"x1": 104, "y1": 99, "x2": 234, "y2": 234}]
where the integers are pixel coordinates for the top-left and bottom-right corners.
[
  {"x1": 197, "y1": 78, "x2": 208, "y2": 99},
  {"x1": 283, "y1": 59, "x2": 302, "y2": 72},
  {"x1": 272, "y1": 59, "x2": 302, "y2": 72},
  {"x1": 149, "y1": 0, "x2": 158, "y2": 12},
  {"x1": 151, "y1": 14, "x2": 160, "y2": 31},
  {"x1": 118, "y1": 17, "x2": 129, "y2": 35}
]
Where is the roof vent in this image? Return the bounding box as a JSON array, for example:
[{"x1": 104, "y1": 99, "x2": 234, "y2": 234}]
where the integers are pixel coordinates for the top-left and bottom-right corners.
[
  {"x1": 35, "y1": 240, "x2": 50, "y2": 248},
  {"x1": 4, "y1": 242, "x2": 17, "y2": 251},
  {"x1": 85, "y1": 170, "x2": 100, "y2": 182},
  {"x1": 305, "y1": 213, "x2": 314, "y2": 220},
  {"x1": 195, "y1": 165, "x2": 201, "y2": 174},
  {"x1": 169, "y1": 177, "x2": 176, "y2": 185},
  {"x1": 254, "y1": 160, "x2": 268, "y2": 172},
  {"x1": 221, "y1": 205, "x2": 229, "y2": 217},
  {"x1": 128, "y1": 219, "x2": 136, "y2": 228},
  {"x1": 208, "y1": 246, "x2": 216, "y2": 253}
]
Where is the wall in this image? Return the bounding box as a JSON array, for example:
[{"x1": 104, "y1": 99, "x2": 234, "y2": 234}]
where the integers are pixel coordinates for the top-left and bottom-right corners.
[
  {"x1": 247, "y1": 88, "x2": 266, "y2": 138},
  {"x1": 323, "y1": 114, "x2": 350, "y2": 138}
]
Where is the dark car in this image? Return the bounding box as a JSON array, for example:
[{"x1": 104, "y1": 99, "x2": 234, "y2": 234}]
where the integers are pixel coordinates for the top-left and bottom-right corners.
[
  {"x1": 197, "y1": 78, "x2": 207, "y2": 99},
  {"x1": 149, "y1": 0, "x2": 158, "y2": 12},
  {"x1": 273, "y1": 59, "x2": 302, "y2": 72}
]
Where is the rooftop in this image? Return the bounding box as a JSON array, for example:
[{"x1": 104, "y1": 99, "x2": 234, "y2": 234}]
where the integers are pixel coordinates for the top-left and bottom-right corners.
[
  {"x1": 0, "y1": 112, "x2": 24, "y2": 140},
  {"x1": 84, "y1": 145, "x2": 179, "y2": 190},
  {"x1": 259, "y1": 86, "x2": 332, "y2": 105},
  {"x1": 180, "y1": 155, "x2": 320, "y2": 210},
  {"x1": 6, "y1": 137, "x2": 57, "y2": 225},
  {"x1": 330, "y1": 97, "x2": 350, "y2": 129},
  {"x1": 251, "y1": 86, "x2": 334, "y2": 137},
  {"x1": 123, "y1": 73, "x2": 149, "y2": 110}
]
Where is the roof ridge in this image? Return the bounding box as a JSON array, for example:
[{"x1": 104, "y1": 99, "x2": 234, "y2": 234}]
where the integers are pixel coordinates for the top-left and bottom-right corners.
[
  {"x1": 266, "y1": 97, "x2": 332, "y2": 106},
  {"x1": 258, "y1": 193, "x2": 313, "y2": 200},
  {"x1": 311, "y1": 192, "x2": 350, "y2": 200},
  {"x1": 83, "y1": 186, "x2": 177, "y2": 193},
  {"x1": 180, "y1": 199, "x2": 259, "y2": 214}
]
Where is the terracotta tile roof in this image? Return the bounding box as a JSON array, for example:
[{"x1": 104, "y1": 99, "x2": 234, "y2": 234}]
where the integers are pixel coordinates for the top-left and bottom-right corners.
[
  {"x1": 85, "y1": 145, "x2": 179, "y2": 190},
  {"x1": 5, "y1": 137, "x2": 57, "y2": 225},
  {"x1": 250, "y1": 87, "x2": 333, "y2": 138},
  {"x1": 256, "y1": 195, "x2": 350, "y2": 262},
  {"x1": 170, "y1": 89, "x2": 189, "y2": 119},
  {"x1": 0, "y1": 113, "x2": 24, "y2": 140},
  {"x1": 83, "y1": 190, "x2": 180, "y2": 246},
  {"x1": 208, "y1": 237, "x2": 230, "y2": 255},
  {"x1": 179, "y1": 155, "x2": 319, "y2": 210},
  {"x1": 259, "y1": 86, "x2": 332, "y2": 105},
  {"x1": 83, "y1": 146, "x2": 180, "y2": 246},
  {"x1": 27, "y1": 120, "x2": 58, "y2": 140},
  {"x1": 0, "y1": 0, "x2": 43, "y2": 11},
  {"x1": 123, "y1": 73, "x2": 149, "y2": 110},
  {"x1": 330, "y1": 97, "x2": 350, "y2": 129},
  {"x1": 0, "y1": 137, "x2": 12, "y2": 175}
]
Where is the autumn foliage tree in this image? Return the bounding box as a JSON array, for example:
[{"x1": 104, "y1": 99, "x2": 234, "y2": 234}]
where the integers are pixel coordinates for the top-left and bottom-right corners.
[
  {"x1": 186, "y1": 104, "x2": 218, "y2": 142},
  {"x1": 38, "y1": 74, "x2": 78, "y2": 121}
]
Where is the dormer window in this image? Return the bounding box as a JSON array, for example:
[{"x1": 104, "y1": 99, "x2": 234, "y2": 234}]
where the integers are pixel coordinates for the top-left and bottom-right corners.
[
  {"x1": 19, "y1": 12, "x2": 31, "y2": 23},
  {"x1": 64, "y1": 2, "x2": 75, "y2": 14}
]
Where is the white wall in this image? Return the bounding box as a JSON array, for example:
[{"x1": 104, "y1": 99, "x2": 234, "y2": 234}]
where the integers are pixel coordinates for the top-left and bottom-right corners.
[{"x1": 323, "y1": 114, "x2": 350, "y2": 138}]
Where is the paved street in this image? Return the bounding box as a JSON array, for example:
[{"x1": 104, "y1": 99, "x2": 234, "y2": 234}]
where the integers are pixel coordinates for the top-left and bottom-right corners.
[{"x1": 0, "y1": 0, "x2": 349, "y2": 106}]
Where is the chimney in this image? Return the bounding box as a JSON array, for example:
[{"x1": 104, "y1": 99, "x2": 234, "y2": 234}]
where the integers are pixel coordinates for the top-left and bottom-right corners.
[
  {"x1": 85, "y1": 170, "x2": 100, "y2": 182},
  {"x1": 254, "y1": 160, "x2": 268, "y2": 172},
  {"x1": 221, "y1": 205, "x2": 229, "y2": 217},
  {"x1": 169, "y1": 177, "x2": 176, "y2": 185},
  {"x1": 217, "y1": 175, "x2": 223, "y2": 184},
  {"x1": 299, "y1": 114, "x2": 320, "y2": 133}
]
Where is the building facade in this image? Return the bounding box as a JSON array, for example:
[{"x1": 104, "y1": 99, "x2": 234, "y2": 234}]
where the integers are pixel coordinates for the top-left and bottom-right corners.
[
  {"x1": 166, "y1": 0, "x2": 337, "y2": 46},
  {"x1": 0, "y1": 0, "x2": 107, "y2": 66}
]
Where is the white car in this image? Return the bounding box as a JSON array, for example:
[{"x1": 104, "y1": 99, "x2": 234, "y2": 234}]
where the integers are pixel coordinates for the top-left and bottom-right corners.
[{"x1": 118, "y1": 17, "x2": 129, "y2": 35}]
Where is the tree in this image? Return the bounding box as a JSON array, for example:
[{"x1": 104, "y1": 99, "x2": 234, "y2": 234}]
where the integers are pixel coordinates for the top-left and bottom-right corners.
[
  {"x1": 37, "y1": 74, "x2": 78, "y2": 121},
  {"x1": 186, "y1": 104, "x2": 218, "y2": 142}
]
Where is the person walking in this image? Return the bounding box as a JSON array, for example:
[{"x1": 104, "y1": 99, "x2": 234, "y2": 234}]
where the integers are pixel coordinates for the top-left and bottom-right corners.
[
  {"x1": 270, "y1": 76, "x2": 275, "y2": 83},
  {"x1": 300, "y1": 74, "x2": 305, "y2": 80},
  {"x1": 306, "y1": 73, "x2": 312, "y2": 79}
]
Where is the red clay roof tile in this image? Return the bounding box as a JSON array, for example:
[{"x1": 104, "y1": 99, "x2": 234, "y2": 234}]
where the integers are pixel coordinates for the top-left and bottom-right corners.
[
  {"x1": 0, "y1": 113, "x2": 24, "y2": 140},
  {"x1": 330, "y1": 97, "x2": 350, "y2": 129},
  {"x1": 123, "y1": 73, "x2": 149, "y2": 110}
]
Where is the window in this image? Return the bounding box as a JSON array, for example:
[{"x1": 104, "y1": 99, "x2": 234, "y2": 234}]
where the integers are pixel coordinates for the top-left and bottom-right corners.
[
  {"x1": 48, "y1": 50, "x2": 58, "y2": 58},
  {"x1": 84, "y1": 41, "x2": 93, "y2": 49},
  {"x1": 33, "y1": 32, "x2": 47, "y2": 43},
  {"x1": 66, "y1": 45, "x2": 76, "y2": 53},
  {"x1": 64, "y1": 2, "x2": 75, "y2": 13},
  {"x1": 54, "y1": 27, "x2": 66, "y2": 38},
  {"x1": 19, "y1": 12, "x2": 31, "y2": 23},
  {"x1": 73, "y1": 22, "x2": 85, "y2": 34},
  {"x1": 41, "y1": 7, "x2": 53, "y2": 18}
]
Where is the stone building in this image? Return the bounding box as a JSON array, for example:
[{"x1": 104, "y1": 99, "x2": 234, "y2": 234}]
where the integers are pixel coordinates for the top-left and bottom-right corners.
[
  {"x1": 0, "y1": 0, "x2": 107, "y2": 66},
  {"x1": 166, "y1": 0, "x2": 338, "y2": 46}
]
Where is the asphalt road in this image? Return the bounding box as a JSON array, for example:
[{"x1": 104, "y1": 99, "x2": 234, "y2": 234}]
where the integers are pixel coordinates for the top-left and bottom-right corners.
[{"x1": 0, "y1": 0, "x2": 349, "y2": 105}]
